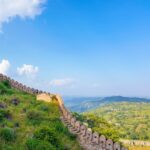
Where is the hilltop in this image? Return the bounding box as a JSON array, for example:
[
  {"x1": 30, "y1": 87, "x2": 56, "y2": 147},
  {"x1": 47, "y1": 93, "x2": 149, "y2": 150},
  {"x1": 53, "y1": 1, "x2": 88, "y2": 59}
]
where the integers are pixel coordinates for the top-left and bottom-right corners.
[
  {"x1": 0, "y1": 80, "x2": 81, "y2": 150},
  {"x1": 64, "y1": 96, "x2": 150, "y2": 113}
]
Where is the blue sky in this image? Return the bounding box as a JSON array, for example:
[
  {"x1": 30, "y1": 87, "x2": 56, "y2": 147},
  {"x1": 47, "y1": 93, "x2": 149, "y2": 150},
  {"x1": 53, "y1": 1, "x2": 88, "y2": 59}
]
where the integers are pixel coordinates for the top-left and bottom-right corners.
[{"x1": 0, "y1": 0, "x2": 150, "y2": 97}]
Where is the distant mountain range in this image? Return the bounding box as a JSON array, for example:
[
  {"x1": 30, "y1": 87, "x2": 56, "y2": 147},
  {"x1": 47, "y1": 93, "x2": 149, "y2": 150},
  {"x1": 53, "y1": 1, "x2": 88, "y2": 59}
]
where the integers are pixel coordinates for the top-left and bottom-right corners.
[{"x1": 63, "y1": 96, "x2": 150, "y2": 113}]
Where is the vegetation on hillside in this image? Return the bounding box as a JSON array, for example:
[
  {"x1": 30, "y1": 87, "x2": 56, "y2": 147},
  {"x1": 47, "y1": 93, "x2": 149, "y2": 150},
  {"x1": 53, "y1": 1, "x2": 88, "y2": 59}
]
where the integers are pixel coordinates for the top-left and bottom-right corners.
[
  {"x1": 0, "y1": 80, "x2": 81, "y2": 150},
  {"x1": 73, "y1": 112, "x2": 120, "y2": 142},
  {"x1": 86, "y1": 102, "x2": 150, "y2": 141}
]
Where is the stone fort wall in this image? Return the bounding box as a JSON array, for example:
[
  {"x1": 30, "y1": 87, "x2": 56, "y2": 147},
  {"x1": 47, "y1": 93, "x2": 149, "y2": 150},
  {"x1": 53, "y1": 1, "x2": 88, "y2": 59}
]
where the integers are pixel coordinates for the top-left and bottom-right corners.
[
  {"x1": 0, "y1": 73, "x2": 48, "y2": 95},
  {"x1": 57, "y1": 95, "x2": 128, "y2": 150},
  {"x1": 0, "y1": 73, "x2": 128, "y2": 150}
]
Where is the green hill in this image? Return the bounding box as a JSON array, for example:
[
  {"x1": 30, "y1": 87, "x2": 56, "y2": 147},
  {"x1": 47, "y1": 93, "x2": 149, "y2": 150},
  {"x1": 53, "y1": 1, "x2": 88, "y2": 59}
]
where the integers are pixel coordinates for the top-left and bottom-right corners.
[
  {"x1": 86, "y1": 102, "x2": 150, "y2": 141},
  {"x1": 0, "y1": 80, "x2": 81, "y2": 150},
  {"x1": 64, "y1": 96, "x2": 150, "y2": 113}
]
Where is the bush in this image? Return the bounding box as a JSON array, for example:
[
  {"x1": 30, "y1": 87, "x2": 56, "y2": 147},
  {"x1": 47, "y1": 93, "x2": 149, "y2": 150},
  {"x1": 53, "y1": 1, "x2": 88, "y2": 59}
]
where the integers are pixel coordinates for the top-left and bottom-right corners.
[
  {"x1": 26, "y1": 138, "x2": 39, "y2": 150},
  {"x1": 27, "y1": 110, "x2": 43, "y2": 124},
  {"x1": 36, "y1": 141, "x2": 56, "y2": 150},
  {"x1": 0, "y1": 80, "x2": 13, "y2": 95},
  {"x1": 33, "y1": 127, "x2": 62, "y2": 148},
  {"x1": 0, "y1": 128, "x2": 16, "y2": 142},
  {"x1": 75, "y1": 113, "x2": 120, "y2": 142},
  {"x1": 0, "y1": 109, "x2": 11, "y2": 121},
  {"x1": 37, "y1": 103, "x2": 50, "y2": 112},
  {"x1": 0, "y1": 83, "x2": 7, "y2": 94},
  {"x1": 26, "y1": 138, "x2": 56, "y2": 150},
  {"x1": 54, "y1": 121, "x2": 77, "y2": 140},
  {"x1": 54, "y1": 120, "x2": 64, "y2": 132},
  {"x1": 2, "y1": 80, "x2": 11, "y2": 88}
]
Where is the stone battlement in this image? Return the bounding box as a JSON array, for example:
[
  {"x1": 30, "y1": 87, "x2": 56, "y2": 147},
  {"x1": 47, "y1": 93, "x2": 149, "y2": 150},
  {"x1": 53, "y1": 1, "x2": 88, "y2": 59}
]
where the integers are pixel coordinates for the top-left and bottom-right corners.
[
  {"x1": 0, "y1": 73, "x2": 49, "y2": 95},
  {"x1": 0, "y1": 73, "x2": 128, "y2": 150},
  {"x1": 58, "y1": 95, "x2": 128, "y2": 150},
  {"x1": 37, "y1": 93, "x2": 52, "y2": 102}
]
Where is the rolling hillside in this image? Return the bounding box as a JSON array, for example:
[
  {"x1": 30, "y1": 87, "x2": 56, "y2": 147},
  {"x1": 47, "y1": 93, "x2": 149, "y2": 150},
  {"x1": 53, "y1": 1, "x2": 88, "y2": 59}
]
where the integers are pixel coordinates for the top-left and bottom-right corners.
[
  {"x1": 64, "y1": 96, "x2": 150, "y2": 150},
  {"x1": 64, "y1": 96, "x2": 150, "y2": 113},
  {"x1": 0, "y1": 80, "x2": 81, "y2": 150},
  {"x1": 86, "y1": 102, "x2": 150, "y2": 141}
]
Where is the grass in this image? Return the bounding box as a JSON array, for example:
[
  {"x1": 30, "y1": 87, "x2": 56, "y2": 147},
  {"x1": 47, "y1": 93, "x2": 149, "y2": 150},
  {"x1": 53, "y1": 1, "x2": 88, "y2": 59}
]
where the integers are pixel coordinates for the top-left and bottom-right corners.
[{"x1": 0, "y1": 80, "x2": 81, "y2": 150}]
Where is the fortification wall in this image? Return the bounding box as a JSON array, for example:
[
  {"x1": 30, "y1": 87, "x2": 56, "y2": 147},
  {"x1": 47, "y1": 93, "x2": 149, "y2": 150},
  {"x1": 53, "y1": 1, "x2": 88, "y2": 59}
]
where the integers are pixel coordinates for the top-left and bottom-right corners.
[
  {"x1": 37, "y1": 93, "x2": 52, "y2": 102},
  {"x1": 57, "y1": 95, "x2": 128, "y2": 150},
  {"x1": 0, "y1": 73, "x2": 47, "y2": 95},
  {"x1": 0, "y1": 73, "x2": 128, "y2": 150}
]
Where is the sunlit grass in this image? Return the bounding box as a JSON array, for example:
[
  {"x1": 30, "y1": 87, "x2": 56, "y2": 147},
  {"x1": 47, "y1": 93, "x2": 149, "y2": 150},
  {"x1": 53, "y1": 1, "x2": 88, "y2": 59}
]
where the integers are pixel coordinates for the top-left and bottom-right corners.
[{"x1": 0, "y1": 80, "x2": 81, "y2": 150}]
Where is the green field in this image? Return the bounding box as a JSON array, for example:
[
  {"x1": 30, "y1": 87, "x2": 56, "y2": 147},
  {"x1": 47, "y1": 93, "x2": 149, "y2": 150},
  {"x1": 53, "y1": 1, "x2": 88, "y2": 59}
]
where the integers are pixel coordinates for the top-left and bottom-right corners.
[
  {"x1": 86, "y1": 102, "x2": 150, "y2": 141},
  {"x1": 0, "y1": 80, "x2": 81, "y2": 150}
]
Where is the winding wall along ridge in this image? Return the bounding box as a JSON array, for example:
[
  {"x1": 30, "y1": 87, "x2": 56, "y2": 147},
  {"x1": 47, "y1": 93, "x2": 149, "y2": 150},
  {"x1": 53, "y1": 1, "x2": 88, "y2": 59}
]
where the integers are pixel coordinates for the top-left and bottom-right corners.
[{"x1": 0, "y1": 73, "x2": 128, "y2": 150}]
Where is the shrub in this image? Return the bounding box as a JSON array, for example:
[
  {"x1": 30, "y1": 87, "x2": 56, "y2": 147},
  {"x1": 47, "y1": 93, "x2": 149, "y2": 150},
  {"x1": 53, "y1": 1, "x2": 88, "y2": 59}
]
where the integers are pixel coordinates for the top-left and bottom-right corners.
[
  {"x1": 0, "y1": 80, "x2": 13, "y2": 95},
  {"x1": 26, "y1": 138, "x2": 56, "y2": 150},
  {"x1": 0, "y1": 128, "x2": 16, "y2": 142},
  {"x1": 27, "y1": 110, "x2": 43, "y2": 124},
  {"x1": 53, "y1": 120, "x2": 64, "y2": 132},
  {"x1": 36, "y1": 141, "x2": 56, "y2": 150},
  {"x1": 26, "y1": 138, "x2": 39, "y2": 150},
  {"x1": 2, "y1": 80, "x2": 11, "y2": 88},
  {"x1": 33, "y1": 127, "x2": 61, "y2": 148},
  {"x1": 54, "y1": 121, "x2": 77, "y2": 140},
  {"x1": 0, "y1": 109, "x2": 11, "y2": 121},
  {"x1": 0, "y1": 83, "x2": 7, "y2": 94},
  {"x1": 37, "y1": 103, "x2": 50, "y2": 112}
]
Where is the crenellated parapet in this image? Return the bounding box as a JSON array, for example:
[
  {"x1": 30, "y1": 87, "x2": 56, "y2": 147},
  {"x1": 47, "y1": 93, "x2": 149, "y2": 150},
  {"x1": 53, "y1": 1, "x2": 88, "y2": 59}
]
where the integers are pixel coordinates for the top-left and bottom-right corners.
[
  {"x1": 0, "y1": 73, "x2": 128, "y2": 150},
  {"x1": 0, "y1": 73, "x2": 48, "y2": 95},
  {"x1": 57, "y1": 95, "x2": 128, "y2": 150}
]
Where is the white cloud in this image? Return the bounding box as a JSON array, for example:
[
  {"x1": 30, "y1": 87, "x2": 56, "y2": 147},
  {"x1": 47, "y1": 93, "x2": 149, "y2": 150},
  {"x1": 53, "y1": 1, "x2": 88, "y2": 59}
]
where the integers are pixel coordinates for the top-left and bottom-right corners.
[
  {"x1": 0, "y1": 0, "x2": 46, "y2": 29},
  {"x1": 0, "y1": 59, "x2": 10, "y2": 75},
  {"x1": 49, "y1": 78, "x2": 75, "y2": 88},
  {"x1": 17, "y1": 64, "x2": 39, "y2": 77}
]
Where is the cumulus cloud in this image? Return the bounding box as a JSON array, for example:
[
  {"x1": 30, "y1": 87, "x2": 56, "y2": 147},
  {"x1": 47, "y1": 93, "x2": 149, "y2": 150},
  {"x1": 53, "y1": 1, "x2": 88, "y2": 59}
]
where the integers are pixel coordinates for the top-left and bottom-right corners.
[
  {"x1": 17, "y1": 64, "x2": 39, "y2": 77},
  {"x1": 0, "y1": 0, "x2": 46, "y2": 29},
  {"x1": 0, "y1": 59, "x2": 10, "y2": 75},
  {"x1": 49, "y1": 78, "x2": 75, "y2": 88}
]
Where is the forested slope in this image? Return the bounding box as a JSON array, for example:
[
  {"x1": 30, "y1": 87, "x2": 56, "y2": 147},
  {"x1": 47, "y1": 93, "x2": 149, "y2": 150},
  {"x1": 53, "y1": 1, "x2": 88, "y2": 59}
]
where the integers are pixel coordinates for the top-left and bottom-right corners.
[{"x1": 86, "y1": 102, "x2": 150, "y2": 141}]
